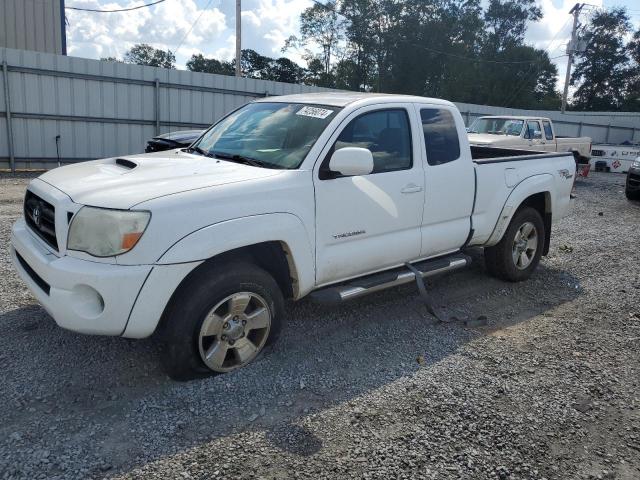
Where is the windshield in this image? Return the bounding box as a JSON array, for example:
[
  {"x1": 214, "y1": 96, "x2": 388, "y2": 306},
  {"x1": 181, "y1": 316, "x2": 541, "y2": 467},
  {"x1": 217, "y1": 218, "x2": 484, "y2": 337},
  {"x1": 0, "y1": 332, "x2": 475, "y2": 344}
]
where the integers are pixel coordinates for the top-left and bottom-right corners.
[
  {"x1": 192, "y1": 102, "x2": 339, "y2": 169},
  {"x1": 468, "y1": 118, "x2": 524, "y2": 136}
]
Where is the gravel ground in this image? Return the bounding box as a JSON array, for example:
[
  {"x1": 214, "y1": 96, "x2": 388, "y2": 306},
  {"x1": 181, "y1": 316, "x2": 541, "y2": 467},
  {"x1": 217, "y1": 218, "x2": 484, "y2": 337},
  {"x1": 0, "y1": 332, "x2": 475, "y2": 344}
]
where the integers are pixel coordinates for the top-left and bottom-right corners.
[{"x1": 0, "y1": 172, "x2": 639, "y2": 480}]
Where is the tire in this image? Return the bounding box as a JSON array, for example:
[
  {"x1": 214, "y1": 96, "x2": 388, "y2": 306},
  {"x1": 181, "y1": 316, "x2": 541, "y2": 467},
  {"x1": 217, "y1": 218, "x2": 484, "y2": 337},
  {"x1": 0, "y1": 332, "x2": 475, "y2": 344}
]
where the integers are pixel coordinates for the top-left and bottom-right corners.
[
  {"x1": 484, "y1": 207, "x2": 545, "y2": 282},
  {"x1": 158, "y1": 261, "x2": 285, "y2": 381},
  {"x1": 626, "y1": 187, "x2": 640, "y2": 201}
]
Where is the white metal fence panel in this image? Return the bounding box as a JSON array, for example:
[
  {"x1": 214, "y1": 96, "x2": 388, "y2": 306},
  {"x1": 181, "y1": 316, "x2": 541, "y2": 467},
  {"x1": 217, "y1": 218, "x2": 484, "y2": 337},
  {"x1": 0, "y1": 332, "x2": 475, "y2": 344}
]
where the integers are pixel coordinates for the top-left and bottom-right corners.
[
  {"x1": 0, "y1": 47, "x2": 331, "y2": 170},
  {"x1": 0, "y1": 0, "x2": 65, "y2": 55}
]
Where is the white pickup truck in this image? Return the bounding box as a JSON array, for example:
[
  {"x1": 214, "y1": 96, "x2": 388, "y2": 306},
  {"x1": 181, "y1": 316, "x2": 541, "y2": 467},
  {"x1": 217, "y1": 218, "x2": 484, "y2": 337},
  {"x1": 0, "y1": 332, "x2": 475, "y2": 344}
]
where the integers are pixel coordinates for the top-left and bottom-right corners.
[
  {"x1": 467, "y1": 116, "x2": 592, "y2": 163},
  {"x1": 11, "y1": 93, "x2": 575, "y2": 380}
]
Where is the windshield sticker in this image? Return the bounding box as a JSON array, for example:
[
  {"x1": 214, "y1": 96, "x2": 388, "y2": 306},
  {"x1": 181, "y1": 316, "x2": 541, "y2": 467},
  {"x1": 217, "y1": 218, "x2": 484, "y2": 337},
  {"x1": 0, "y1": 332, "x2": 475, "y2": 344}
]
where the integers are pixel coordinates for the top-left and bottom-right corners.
[{"x1": 296, "y1": 106, "x2": 334, "y2": 119}]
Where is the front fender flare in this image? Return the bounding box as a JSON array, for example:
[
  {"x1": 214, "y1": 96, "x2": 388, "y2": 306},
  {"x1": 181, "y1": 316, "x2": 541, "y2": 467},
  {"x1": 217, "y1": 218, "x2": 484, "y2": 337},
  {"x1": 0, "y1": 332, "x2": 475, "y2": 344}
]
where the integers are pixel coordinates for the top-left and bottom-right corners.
[{"x1": 156, "y1": 213, "x2": 315, "y2": 298}]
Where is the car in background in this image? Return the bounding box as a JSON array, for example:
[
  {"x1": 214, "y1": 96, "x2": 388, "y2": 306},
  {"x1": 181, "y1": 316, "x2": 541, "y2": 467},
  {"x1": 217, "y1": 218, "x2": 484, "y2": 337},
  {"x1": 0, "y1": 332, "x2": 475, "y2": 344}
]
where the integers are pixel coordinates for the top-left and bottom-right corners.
[
  {"x1": 145, "y1": 129, "x2": 204, "y2": 153},
  {"x1": 626, "y1": 157, "x2": 640, "y2": 201},
  {"x1": 468, "y1": 116, "x2": 592, "y2": 177},
  {"x1": 468, "y1": 116, "x2": 592, "y2": 159}
]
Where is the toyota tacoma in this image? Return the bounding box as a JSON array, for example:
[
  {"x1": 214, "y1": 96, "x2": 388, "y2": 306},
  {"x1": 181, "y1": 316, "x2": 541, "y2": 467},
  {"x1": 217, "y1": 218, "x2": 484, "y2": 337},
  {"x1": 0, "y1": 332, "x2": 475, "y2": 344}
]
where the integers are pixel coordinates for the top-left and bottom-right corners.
[{"x1": 11, "y1": 93, "x2": 576, "y2": 379}]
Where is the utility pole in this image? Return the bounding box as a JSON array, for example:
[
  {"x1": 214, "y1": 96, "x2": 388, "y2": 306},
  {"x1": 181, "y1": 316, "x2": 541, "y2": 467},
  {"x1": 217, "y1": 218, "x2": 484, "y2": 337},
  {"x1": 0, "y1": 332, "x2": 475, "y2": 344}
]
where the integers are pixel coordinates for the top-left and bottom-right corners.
[
  {"x1": 235, "y1": 0, "x2": 241, "y2": 77},
  {"x1": 561, "y1": 3, "x2": 584, "y2": 113}
]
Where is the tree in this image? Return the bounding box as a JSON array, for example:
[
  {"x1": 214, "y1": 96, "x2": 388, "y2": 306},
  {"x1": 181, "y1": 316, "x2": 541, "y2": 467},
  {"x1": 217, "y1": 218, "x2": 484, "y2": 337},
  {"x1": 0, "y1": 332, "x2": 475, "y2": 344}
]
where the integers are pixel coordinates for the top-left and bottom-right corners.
[
  {"x1": 123, "y1": 44, "x2": 176, "y2": 69},
  {"x1": 305, "y1": 58, "x2": 335, "y2": 87},
  {"x1": 284, "y1": 1, "x2": 343, "y2": 75},
  {"x1": 340, "y1": 0, "x2": 404, "y2": 92},
  {"x1": 483, "y1": 0, "x2": 542, "y2": 51},
  {"x1": 186, "y1": 53, "x2": 234, "y2": 75},
  {"x1": 570, "y1": 9, "x2": 631, "y2": 111},
  {"x1": 385, "y1": 0, "x2": 484, "y2": 98},
  {"x1": 623, "y1": 29, "x2": 640, "y2": 111},
  {"x1": 333, "y1": 59, "x2": 360, "y2": 90},
  {"x1": 186, "y1": 51, "x2": 309, "y2": 84},
  {"x1": 239, "y1": 49, "x2": 273, "y2": 78},
  {"x1": 264, "y1": 58, "x2": 306, "y2": 84}
]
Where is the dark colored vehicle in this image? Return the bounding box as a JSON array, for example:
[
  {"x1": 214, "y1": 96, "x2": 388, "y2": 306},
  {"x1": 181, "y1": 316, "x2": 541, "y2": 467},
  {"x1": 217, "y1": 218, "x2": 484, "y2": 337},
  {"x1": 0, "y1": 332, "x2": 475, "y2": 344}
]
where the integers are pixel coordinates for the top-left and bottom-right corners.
[
  {"x1": 626, "y1": 157, "x2": 640, "y2": 200},
  {"x1": 145, "y1": 130, "x2": 204, "y2": 153}
]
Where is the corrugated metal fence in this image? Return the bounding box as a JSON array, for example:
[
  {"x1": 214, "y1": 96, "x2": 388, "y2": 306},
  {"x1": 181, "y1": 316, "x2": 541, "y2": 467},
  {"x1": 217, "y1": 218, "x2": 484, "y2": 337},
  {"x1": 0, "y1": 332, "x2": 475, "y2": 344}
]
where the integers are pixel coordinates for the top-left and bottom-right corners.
[
  {"x1": 2, "y1": 47, "x2": 640, "y2": 171},
  {"x1": 0, "y1": 0, "x2": 66, "y2": 55},
  {"x1": 0, "y1": 47, "x2": 331, "y2": 170}
]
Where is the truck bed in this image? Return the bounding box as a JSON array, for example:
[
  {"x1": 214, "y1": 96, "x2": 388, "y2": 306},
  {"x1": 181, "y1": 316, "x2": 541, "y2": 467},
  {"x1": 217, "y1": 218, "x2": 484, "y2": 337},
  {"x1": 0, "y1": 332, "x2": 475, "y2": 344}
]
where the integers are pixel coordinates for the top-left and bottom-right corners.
[
  {"x1": 468, "y1": 146, "x2": 575, "y2": 248},
  {"x1": 471, "y1": 145, "x2": 573, "y2": 163}
]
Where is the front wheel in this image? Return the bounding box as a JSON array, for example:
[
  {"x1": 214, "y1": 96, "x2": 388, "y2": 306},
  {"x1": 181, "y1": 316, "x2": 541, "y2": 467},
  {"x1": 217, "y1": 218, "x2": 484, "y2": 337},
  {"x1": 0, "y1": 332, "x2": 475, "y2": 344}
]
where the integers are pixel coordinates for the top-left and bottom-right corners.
[
  {"x1": 484, "y1": 207, "x2": 545, "y2": 282},
  {"x1": 158, "y1": 262, "x2": 284, "y2": 381}
]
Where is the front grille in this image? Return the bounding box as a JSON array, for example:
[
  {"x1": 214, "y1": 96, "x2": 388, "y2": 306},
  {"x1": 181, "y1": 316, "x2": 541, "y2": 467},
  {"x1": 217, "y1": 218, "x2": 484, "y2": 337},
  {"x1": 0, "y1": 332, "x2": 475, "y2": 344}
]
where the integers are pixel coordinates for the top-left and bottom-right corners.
[
  {"x1": 629, "y1": 172, "x2": 640, "y2": 185},
  {"x1": 24, "y1": 191, "x2": 58, "y2": 251}
]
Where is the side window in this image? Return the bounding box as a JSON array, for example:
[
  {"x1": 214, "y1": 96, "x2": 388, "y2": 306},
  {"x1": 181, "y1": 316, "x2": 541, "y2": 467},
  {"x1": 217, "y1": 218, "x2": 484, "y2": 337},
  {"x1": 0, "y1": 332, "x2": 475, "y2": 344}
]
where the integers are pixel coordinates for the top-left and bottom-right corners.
[
  {"x1": 542, "y1": 120, "x2": 553, "y2": 140},
  {"x1": 526, "y1": 121, "x2": 541, "y2": 139},
  {"x1": 334, "y1": 109, "x2": 412, "y2": 173},
  {"x1": 420, "y1": 108, "x2": 460, "y2": 166}
]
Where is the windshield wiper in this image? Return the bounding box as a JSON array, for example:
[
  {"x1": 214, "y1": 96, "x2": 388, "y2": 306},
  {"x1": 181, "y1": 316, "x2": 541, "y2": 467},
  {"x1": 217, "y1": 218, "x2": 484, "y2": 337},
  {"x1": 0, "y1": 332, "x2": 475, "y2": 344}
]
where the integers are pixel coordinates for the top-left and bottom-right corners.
[
  {"x1": 212, "y1": 151, "x2": 276, "y2": 169},
  {"x1": 183, "y1": 146, "x2": 214, "y2": 157}
]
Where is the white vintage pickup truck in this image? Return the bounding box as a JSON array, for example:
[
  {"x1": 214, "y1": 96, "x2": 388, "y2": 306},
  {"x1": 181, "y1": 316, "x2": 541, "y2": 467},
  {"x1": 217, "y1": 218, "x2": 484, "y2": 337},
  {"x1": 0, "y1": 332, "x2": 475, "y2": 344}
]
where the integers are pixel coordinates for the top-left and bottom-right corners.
[
  {"x1": 11, "y1": 93, "x2": 576, "y2": 380},
  {"x1": 468, "y1": 116, "x2": 592, "y2": 163}
]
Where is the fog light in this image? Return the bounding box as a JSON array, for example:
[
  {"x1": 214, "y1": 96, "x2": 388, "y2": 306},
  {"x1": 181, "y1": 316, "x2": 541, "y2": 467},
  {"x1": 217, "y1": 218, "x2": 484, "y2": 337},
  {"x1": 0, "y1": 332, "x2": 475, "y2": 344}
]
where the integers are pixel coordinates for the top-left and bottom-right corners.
[{"x1": 70, "y1": 285, "x2": 105, "y2": 319}]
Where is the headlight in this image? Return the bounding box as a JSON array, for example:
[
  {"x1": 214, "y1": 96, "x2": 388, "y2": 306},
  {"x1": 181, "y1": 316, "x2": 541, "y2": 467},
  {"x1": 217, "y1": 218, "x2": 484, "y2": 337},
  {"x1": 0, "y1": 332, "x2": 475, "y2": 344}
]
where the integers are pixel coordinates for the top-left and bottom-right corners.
[
  {"x1": 67, "y1": 207, "x2": 150, "y2": 257},
  {"x1": 633, "y1": 158, "x2": 640, "y2": 168}
]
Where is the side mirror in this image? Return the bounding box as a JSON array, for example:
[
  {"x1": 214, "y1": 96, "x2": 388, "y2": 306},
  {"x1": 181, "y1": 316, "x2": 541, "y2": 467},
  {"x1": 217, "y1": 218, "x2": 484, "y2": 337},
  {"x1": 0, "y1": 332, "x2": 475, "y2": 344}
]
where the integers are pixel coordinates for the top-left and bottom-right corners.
[
  {"x1": 533, "y1": 131, "x2": 542, "y2": 140},
  {"x1": 329, "y1": 147, "x2": 374, "y2": 176}
]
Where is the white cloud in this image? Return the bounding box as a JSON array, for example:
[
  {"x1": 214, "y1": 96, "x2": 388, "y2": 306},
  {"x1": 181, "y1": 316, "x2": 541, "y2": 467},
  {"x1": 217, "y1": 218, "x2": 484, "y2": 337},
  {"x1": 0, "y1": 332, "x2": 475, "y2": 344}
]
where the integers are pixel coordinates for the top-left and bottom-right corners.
[{"x1": 66, "y1": 0, "x2": 311, "y2": 65}]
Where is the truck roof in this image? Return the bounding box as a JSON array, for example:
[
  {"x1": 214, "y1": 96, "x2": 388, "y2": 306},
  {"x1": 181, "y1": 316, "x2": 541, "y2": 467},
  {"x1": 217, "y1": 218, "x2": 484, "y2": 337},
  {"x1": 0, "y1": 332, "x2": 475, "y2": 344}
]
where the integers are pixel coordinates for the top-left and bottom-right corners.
[{"x1": 255, "y1": 92, "x2": 455, "y2": 108}]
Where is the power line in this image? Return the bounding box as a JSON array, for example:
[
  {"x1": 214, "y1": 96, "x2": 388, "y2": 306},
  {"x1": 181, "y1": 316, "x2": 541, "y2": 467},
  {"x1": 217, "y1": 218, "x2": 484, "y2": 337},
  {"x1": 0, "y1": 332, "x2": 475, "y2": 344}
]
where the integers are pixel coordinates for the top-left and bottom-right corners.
[
  {"x1": 502, "y1": 17, "x2": 573, "y2": 107},
  {"x1": 172, "y1": 0, "x2": 215, "y2": 54},
  {"x1": 65, "y1": 0, "x2": 166, "y2": 13}
]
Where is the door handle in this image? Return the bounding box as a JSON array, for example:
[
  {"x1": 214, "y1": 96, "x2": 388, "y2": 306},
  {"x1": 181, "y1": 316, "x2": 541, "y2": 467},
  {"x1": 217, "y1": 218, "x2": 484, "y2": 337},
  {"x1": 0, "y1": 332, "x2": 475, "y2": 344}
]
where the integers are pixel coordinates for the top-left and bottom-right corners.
[{"x1": 401, "y1": 184, "x2": 423, "y2": 194}]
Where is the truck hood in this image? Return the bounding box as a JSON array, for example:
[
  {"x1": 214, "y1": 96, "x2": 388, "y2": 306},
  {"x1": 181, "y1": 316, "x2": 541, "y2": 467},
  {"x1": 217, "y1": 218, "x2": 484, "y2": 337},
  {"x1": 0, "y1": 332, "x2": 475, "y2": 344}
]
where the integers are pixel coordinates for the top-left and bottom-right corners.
[
  {"x1": 467, "y1": 133, "x2": 515, "y2": 145},
  {"x1": 37, "y1": 150, "x2": 284, "y2": 209}
]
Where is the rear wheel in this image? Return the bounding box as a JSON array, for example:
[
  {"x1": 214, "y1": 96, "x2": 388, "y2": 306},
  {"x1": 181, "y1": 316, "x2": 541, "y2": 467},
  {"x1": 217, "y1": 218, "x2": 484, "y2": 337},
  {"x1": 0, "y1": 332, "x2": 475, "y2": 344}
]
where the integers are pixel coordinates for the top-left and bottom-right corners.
[
  {"x1": 159, "y1": 262, "x2": 284, "y2": 381},
  {"x1": 484, "y1": 207, "x2": 545, "y2": 282}
]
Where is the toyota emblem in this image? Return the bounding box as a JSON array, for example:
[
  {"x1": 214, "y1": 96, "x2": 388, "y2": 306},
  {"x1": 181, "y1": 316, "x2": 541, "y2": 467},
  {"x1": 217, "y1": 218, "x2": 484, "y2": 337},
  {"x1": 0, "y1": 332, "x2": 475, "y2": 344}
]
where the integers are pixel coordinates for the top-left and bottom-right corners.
[{"x1": 32, "y1": 206, "x2": 41, "y2": 226}]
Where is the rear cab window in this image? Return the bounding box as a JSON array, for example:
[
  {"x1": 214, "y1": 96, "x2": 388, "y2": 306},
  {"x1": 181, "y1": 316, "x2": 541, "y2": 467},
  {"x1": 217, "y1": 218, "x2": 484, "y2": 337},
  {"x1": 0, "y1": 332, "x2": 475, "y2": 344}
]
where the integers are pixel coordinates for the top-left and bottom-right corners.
[
  {"x1": 542, "y1": 120, "x2": 554, "y2": 140},
  {"x1": 420, "y1": 108, "x2": 460, "y2": 166}
]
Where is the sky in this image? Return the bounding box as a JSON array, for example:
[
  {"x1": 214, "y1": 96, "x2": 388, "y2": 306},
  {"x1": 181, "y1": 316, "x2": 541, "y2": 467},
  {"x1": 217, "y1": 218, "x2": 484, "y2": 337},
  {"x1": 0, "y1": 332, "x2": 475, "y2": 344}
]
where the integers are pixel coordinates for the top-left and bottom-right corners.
[{"x1": 64, "y1": 0, "x2": 640, "y2": 90}]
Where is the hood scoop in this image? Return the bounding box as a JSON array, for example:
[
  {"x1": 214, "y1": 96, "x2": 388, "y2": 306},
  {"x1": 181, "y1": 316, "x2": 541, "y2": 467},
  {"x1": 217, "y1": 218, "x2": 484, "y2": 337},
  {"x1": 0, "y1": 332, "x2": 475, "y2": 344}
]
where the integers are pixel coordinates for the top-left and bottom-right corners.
[{"x1": 115, "y1": 158, "x2": 137, "y2": 169}]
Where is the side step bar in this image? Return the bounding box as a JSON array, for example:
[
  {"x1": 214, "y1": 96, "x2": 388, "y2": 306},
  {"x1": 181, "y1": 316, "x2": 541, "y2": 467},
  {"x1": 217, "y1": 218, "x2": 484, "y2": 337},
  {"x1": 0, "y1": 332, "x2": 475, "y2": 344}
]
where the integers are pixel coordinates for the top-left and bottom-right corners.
[{"x1": 309, "y1": 253, "x2": 471, "y2": 304}]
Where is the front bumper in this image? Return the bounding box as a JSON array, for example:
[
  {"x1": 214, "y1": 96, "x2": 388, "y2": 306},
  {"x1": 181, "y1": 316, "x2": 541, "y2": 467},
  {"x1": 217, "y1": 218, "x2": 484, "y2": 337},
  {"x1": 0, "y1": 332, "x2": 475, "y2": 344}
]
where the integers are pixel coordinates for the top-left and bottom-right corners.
[{"x1": 11, "y1": 218, "x2": 152, "y2": 335}]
